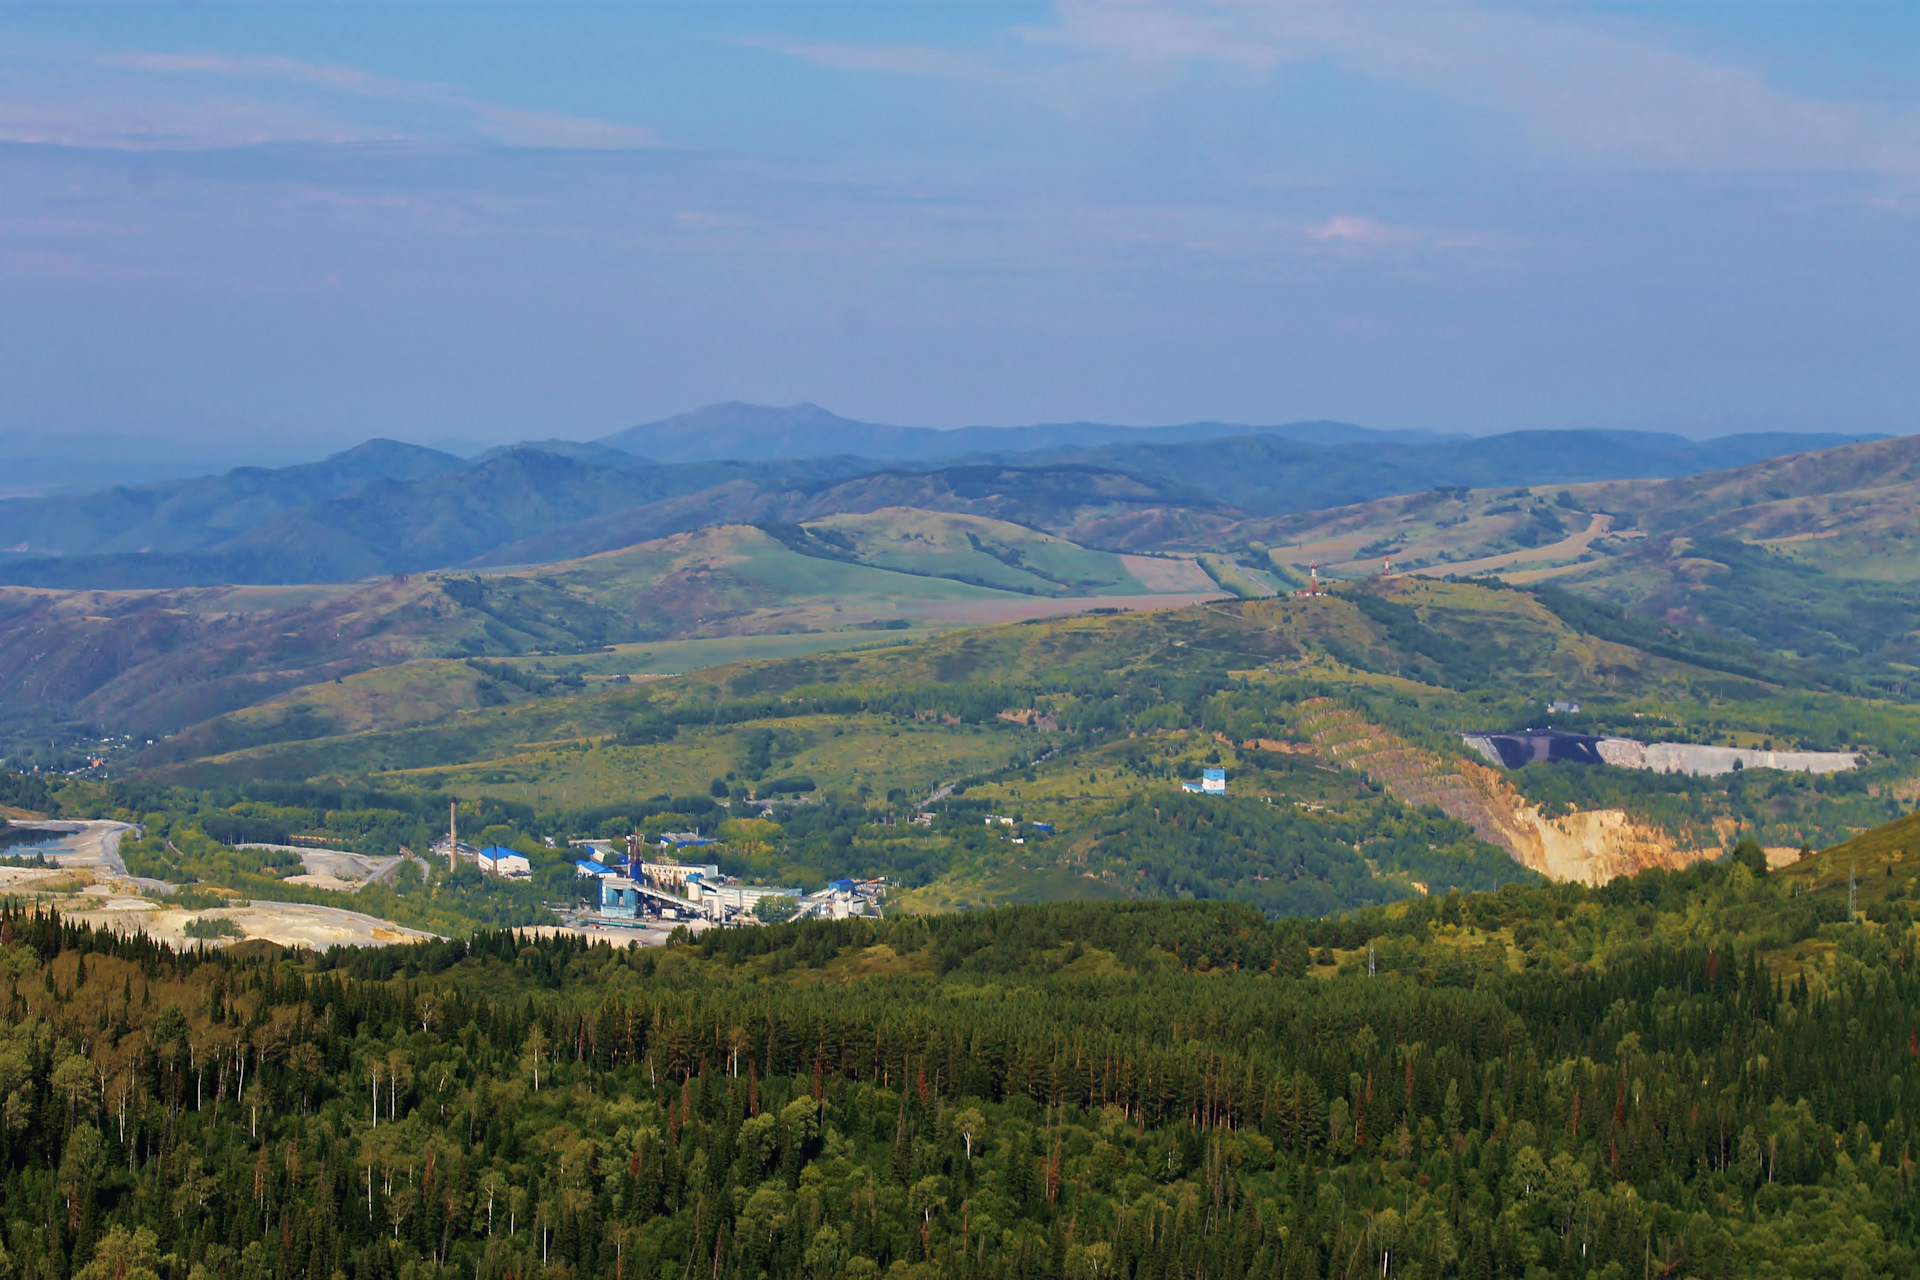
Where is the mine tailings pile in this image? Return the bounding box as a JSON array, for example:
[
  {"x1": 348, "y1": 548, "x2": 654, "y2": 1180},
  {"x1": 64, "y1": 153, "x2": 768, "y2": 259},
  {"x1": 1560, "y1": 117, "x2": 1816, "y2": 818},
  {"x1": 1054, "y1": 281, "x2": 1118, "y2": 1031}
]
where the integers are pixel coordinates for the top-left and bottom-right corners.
[
  {"x1": 1292, "y1": 699, "x2": 1725, "y2": 885},
  {"x1": 1460, "y1": 728, "x2": 1858, "y2": 777}
]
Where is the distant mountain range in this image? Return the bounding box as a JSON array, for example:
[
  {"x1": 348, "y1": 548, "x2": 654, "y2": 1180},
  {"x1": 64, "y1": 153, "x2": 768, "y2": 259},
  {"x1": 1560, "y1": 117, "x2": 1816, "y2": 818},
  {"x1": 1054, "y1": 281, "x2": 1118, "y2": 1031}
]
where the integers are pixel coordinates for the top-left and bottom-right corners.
[
  {"x1": 0, "y1": 439, "x2": 467, "y2": 558},
  {"x1": 593, "y1": 402, "x2": 1441, "y2": 462},
  {"x1": 1014, "y1": 428, "x2": 1880, "y2": 516},
  {"x1": 0, "y1": 430, "x2": 347, "y2": 498},
  {"x1": 0, "y1": 403, "x2": 1884, "y2": 590},
  {"x1": 0, "y1": 420, "x2": 1912, "y2": 744}
]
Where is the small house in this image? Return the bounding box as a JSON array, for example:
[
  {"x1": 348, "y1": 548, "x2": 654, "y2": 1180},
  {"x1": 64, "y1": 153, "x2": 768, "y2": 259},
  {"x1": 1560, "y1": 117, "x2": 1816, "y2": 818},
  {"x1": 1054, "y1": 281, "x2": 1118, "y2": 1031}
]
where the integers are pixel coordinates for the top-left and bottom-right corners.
[{"x1": 1181, "y1": 768, "x2": 1227, "y2": 795}]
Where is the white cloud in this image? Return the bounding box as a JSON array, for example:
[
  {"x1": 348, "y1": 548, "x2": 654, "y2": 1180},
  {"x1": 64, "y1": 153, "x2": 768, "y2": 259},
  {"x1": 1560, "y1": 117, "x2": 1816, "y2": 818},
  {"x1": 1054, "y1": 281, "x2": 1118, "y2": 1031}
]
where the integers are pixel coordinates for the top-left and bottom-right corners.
[
  {"x1": 471, "y1": 105, "x2": 654, "y2": 151},
  {"x1": 1304, "y1": 214, "x2": 1412, "y2": 244},
  {"x1": 1301, "y1": 213, "x2": 1517, "y2": 255}
]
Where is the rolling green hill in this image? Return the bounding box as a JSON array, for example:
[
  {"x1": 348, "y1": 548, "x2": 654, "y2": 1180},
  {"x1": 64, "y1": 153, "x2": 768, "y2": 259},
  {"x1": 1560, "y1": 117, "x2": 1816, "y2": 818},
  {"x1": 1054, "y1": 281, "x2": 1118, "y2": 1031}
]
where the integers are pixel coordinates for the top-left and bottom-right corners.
[
  {"x1": 1236, "y1": 436, "x2": 1920, "y2": 694},
  {"x1": 475, "y1": 464, "x2": 1225, "y2": 566},
  {"x1": 125, "y1": 578, "x2": 1920, "y2": 914},
  {"x1": 782, "y1": 508, "x2": 1170, "y2": 596},
  {"x1": 0, "y1": 518, "x2": 1212, "y2": 738}
]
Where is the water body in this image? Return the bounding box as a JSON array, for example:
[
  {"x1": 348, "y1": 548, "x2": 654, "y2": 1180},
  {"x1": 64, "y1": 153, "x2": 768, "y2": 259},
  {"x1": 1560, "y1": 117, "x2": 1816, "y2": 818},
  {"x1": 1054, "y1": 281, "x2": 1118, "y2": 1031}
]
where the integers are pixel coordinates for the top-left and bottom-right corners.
[{"x1": 0, "y1": 824, "x2": 76, "y2": 860}]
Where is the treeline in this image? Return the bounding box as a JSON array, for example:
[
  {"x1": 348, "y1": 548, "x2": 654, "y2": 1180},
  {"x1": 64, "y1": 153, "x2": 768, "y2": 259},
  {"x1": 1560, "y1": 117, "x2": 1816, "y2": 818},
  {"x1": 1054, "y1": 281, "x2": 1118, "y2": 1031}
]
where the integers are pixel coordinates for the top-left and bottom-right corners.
[
  {"x1": 0, "y1": 851, "x2": 1915, "y2": 1280},
  {"x1": 1079, "y1": 792, "x2": 1526, "y2": 916}
]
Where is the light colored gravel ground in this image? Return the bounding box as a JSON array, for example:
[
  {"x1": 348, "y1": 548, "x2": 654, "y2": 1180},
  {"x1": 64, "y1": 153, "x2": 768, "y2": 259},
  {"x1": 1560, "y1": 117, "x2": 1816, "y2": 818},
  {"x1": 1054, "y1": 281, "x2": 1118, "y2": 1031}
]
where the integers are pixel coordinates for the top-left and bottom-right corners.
[
  {"x1": 0, "y1": 822, "x2": 439, "y2": 950},
  {"x1": 65, "y1": 898, "x2": 436, "y2": 949},
  {"x1": 238, "y1": 844, "x2": 418, "y2": 891}
]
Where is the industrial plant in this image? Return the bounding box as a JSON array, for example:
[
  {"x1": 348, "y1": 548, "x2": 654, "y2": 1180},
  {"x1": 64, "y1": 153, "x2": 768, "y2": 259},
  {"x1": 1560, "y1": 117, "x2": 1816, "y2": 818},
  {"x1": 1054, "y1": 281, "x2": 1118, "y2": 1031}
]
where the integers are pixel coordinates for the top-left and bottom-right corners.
[{"x1": 566, "y1": 836, "x2": 886, "y2": 930}]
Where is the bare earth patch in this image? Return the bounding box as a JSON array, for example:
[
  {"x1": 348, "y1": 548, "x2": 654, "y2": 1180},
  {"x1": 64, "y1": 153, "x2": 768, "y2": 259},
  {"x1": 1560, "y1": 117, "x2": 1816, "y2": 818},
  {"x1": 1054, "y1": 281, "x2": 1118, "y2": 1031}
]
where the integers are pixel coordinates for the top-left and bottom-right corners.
[
  {"x1": 1120, "y1": 555, "x2": 1219, "y2": 593},
  {"x1": 66, "y1": 900, "x2": 435, "y2": 949}
]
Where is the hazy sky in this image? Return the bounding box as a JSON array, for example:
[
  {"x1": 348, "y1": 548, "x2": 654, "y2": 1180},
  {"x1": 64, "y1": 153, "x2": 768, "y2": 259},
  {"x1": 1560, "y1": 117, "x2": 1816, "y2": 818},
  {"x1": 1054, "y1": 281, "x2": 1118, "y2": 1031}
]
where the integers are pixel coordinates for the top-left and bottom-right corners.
[{"x1": 4, "y1": 2, "x2": 1919, "y2": 450}]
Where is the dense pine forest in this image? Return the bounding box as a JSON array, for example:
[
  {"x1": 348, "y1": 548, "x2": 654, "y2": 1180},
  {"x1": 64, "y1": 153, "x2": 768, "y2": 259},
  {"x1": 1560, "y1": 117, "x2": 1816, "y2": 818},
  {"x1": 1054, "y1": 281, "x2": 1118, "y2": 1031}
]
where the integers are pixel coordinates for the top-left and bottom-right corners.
[{"x1": 2, "y1": 832, "x2": 1915, "y2": 1280}]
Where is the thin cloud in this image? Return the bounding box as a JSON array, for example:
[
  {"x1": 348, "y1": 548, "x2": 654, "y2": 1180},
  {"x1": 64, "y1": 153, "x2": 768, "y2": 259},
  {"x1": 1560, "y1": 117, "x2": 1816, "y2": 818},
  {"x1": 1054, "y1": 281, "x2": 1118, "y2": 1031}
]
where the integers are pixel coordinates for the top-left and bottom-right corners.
[
  {"x1": 1045, "y1": 0, "x2": 1920, "y2": 180},
  {"x1": 103, "y1": 51, "x2": 402, "y2": 97},
  {"x1": 0, "y1": 89, "x2": 406, "y2": 150},
  {"x1": 1305, "y1": 215, "x2": 1413, "y2": 245},
  {"x1": 738, "y1": 36, "x2": 1001, "y2": 81},
  {"x1": 51, "y1": 47, "x2": 659, "y2": 151},
  {"x1": 471, "y1": 106, "x2": 654, "y2": 150},
  {"x1": 1303, "y1": 214, "x2": 1516, "y2": 254}
]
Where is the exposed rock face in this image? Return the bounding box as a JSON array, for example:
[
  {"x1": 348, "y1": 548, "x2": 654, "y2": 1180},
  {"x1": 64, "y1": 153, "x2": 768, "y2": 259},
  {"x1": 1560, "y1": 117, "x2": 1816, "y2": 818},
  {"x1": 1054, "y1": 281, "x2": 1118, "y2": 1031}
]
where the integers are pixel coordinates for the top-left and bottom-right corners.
[
  {"x1": 1297, "y1": 699, "x2": 1718, "y2": 885},
  {"x1": 1453, "y1": 759, "x2": 1720, "y2": 885}
]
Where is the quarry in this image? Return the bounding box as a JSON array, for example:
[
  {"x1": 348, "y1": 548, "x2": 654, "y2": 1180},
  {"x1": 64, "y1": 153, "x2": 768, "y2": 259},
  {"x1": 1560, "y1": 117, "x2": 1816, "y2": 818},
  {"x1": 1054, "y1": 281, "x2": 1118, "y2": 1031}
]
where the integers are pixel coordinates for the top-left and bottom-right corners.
[{"x1": 1461, "y1": 729, "x2": 1861, "y2": 777}]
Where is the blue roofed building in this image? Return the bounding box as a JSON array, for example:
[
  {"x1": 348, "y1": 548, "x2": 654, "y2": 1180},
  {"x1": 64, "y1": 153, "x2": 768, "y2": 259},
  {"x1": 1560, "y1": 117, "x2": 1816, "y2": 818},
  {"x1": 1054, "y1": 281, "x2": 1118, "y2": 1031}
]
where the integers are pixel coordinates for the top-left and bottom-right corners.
[
  {"x1": 1181, "y1": 768, "x2": 1226, "y2": 795},
  {"x1": 476, "y1": 845, "x2": 532, "y2": 877}
]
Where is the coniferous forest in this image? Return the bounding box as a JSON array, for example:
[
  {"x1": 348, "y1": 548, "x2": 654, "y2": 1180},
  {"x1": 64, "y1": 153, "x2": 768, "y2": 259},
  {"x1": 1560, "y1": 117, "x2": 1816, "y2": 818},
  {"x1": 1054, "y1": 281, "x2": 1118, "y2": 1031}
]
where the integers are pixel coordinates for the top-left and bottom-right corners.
[{"x1": 3, "y1": 840, "x2": 1915, "y2": 1280}]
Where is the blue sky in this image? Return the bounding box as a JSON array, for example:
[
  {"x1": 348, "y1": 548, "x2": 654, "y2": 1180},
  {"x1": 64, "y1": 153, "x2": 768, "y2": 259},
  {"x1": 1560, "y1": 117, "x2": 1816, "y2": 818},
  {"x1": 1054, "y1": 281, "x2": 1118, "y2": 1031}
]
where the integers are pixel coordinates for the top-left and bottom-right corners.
[{"x1": 3, "y1": 2, "x2": 1918, "y2": 451}]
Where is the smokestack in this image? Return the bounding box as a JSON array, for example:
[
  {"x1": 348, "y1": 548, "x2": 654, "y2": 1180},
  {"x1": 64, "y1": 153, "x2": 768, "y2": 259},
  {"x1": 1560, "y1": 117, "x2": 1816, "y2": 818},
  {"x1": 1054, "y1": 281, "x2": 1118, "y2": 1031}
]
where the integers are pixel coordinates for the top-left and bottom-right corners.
[{"x1": 448, "y1": 801, "x2": 457, "y2": 872}]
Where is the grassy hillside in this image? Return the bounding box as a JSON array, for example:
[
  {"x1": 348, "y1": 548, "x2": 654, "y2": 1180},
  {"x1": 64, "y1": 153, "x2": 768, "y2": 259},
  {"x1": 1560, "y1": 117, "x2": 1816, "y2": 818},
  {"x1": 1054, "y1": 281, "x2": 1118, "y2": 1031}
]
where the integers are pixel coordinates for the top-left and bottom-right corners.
[
  {"x1": 796, "y1": 509, "x2": 1160, "y2": 596},
  {"x1": 132, "y1": 657, "x2": 589, "y2": 766},
  {"x1": 0, "y1": 572, "x2": 628, "y2": 736},
  {"x1": 479, "y1": 465, "x2": 1227, "y2": 566},
  {"x1": 531, "y1": 523, "x2": 1016, "y2": 633},
  {"x1": 1243, "y1": 486, "x2": 1612, "y2": 578},
  {"x1": 1227, "y1": 437, "x2": 1920, "y2": 695},
  {"x1": 0, "y1": 518, "x2": 1207, "y2": 739},
  {"x1": 122, "y1": 579, "x2": 1920, "y2": 915}
]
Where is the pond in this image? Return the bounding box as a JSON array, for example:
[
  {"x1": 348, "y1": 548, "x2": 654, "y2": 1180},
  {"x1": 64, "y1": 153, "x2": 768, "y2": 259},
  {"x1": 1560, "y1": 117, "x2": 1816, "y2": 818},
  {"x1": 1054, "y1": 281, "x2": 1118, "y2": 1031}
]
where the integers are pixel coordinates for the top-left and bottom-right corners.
[{"x1": 0, "y1": 825, "x2": 76, "y2": 860}]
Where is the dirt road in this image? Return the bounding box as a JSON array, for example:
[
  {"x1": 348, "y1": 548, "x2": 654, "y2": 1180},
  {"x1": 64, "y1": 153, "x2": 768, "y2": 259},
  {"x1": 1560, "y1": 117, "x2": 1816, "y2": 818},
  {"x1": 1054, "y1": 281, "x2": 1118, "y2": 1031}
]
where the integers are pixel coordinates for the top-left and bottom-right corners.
[
  {"x1": 1409, "y1": 513, "x2": 1614, "y2": 581},
  {"x1": 13, "y1": 820, "x2": 175, "y2": 891},
  {"x1": 13, "y1": 823, "x2": 434, "y2": 950}
]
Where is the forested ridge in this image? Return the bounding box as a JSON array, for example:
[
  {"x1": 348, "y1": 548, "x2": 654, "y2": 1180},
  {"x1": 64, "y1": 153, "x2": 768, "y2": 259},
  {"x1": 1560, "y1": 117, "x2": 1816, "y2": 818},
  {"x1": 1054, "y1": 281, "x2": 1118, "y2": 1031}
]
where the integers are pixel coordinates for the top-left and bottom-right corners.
[{"x1": 0, "y1": 840, "x2": 1914, "y2": 1280}]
